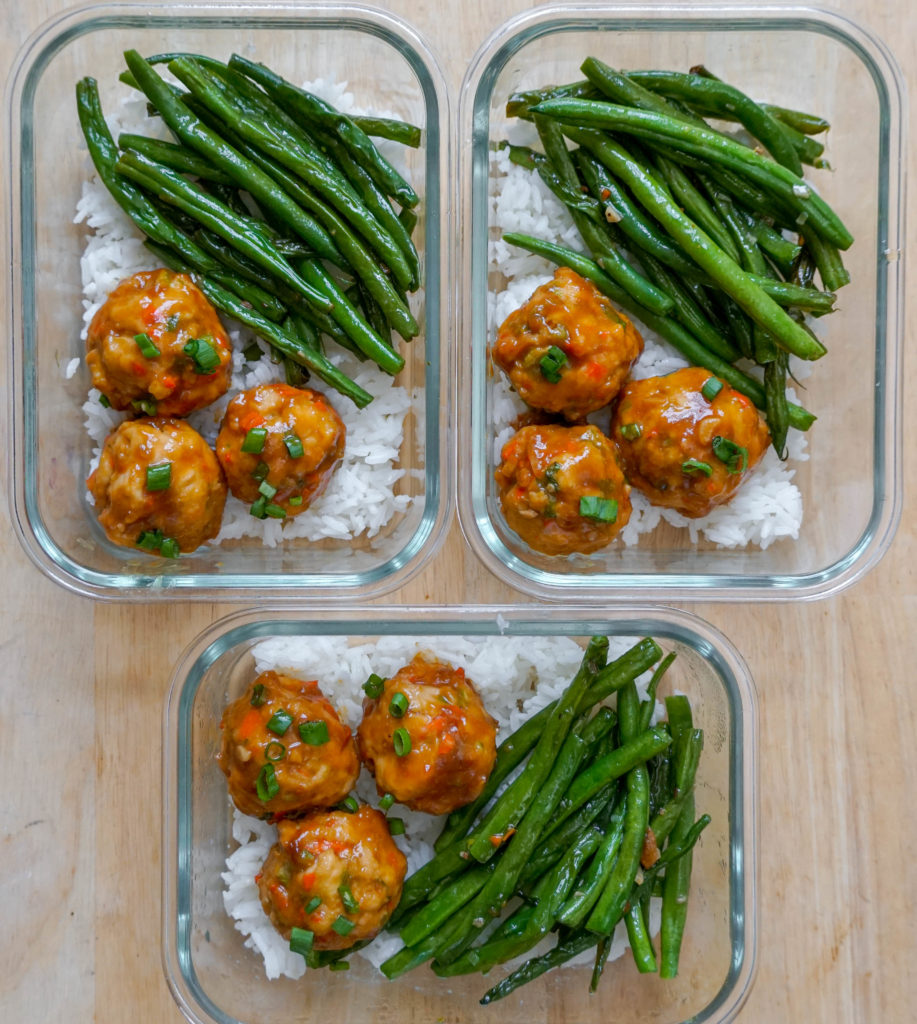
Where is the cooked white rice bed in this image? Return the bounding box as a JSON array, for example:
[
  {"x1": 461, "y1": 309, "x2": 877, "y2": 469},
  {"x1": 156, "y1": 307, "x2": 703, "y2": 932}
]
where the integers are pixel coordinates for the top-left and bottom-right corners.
[
  {"x1": 221, "y1": 633, "x2": 662, "y2": 981},
  {"x1": 73, "y1": 80, "x2": 415, "y2": 546},
  {"x1": 489, "y1": 138, "x2": 810, "y2": 550}
]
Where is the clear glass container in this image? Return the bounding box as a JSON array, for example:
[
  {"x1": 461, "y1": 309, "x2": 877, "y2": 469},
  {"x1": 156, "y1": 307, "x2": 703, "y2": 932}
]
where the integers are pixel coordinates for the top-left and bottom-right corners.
[
  {"x1": 457, "y1": 4, "x2": 905, "y2": 601},
  {"x1": 163, "y1": 605, "x2": 757, "y2": 1024},
  {"x1": 5, "y1": 1, "x2": 450, "y2": 600}
]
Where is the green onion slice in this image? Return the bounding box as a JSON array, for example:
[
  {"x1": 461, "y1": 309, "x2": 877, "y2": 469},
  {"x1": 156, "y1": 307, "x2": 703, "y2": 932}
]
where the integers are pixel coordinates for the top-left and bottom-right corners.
[
  {"x1": 329, "y1": 961, "x2": 350, "y2": 972},
  {"x1": 131, "y1": 398, "x2": 157, "y2": 416},
  {"x1": 251, "y1": 461, "x2": 270, "y2": 482},
  {"x1": 538, "y1": 345, "x2": 568, "y2": 384},
  {"x1": 241, "y1": 427, "x2": 268, "y2": 454},
  {"x1": 98, "y1": 393, "x2": 112, "y2": 408},
  {"x1": 183, "y1": 336, "x2": 221, "y2": 375},
  {"x1": 619, "y1": 422, "x2": 642, "y2": 441},
  {"x1": 136, "y1": 529, "x2": 163, "y2": 552},
  {"x1": 267, "y1": 709, "x2": 293, "y2": 736},
  {"x1": 305, "y1": 896, "x2": 322, "y2": 914},
  {"x1": 299, "y1": 720, "x2": 330, "y2": 745},
  {"x1": 338, "y1": 795, "x2": 359, "y2": 813},
  {"x1": 388, "y1": 692, "x2": 409, "y2": 718},
  {"x1": 379, "y1": 793, "x2": 395, "y2": 812},
  {"x1": 338, "y1": 882, "x2": 359, "y2": 913},
  {"x1": 134, "y1": 332, "x2": 160, "y2": 359},
  {"x1": 289, "y1": 927, "x2": 314, "y2": 956},
  {"x1": 712, "y1": 436, "x2": 749, "y2": 474},
  {"x1": 145, "y1": 461, "x2": 172, "y2": 492},
  {"x1": 388, "y1": 817, "x2": 406, "y2": 836},
  {"x1": 579, "y1": 496, "x2": 618, "y2": 523},
  {"x1": 283, "y1": 433, "x2": 305, "y2": 459},
  {"x1": 265, "y1": 503, "x2": 287, "y2": 519},
  {"x1": 250, "y1": 683, "x2": 266, "y2": 707},
  {"x1": 249, "y1": 495, "x2": 268, "y2": 519},
  {"x1": 256, "y1": 763, "x2": 279, "y2": 802},
  {"x1": 363, "y1": 674, "x2": 385, "y2": 698},
  {"x1": 258, "y1": 479, "x2": 277, "y2": 499},
  {"x1": 332, "y1": 916, "x2": 355, "y2": 936},
  {"x1": 265, "y1": 741, "x2": 286, "y2": 762},
  {"x1": 288, "y1": 495, "x2": 303, "y2": 507},
  {"x1": 393, "y1": 727, "x2": 412, "y2": 757},
  {"x1": 164, "y1": 312, "x2": 181, "y2": 332},
  {"x1": 682, "y1": 459, "x2": 713, "y2": 477},
  {"x1": 159, "y1": 537, "x2": 180, "y2": 559},
  {"x1": 702, "y1": 377, "x2": 724, "y2": 401}
]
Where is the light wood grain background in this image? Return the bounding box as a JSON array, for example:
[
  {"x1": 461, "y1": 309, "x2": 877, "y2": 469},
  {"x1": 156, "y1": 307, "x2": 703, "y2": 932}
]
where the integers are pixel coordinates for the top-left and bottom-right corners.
[{"x1": 1, "y1": 1, "x2": 913, "y2": 1021}]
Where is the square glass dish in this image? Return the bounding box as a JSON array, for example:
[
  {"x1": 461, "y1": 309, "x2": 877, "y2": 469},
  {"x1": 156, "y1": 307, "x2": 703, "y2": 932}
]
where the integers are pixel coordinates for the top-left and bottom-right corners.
[
  {"x1": 457, "y1": 4, "x2": 905, "y2": 601},
  {"x1": 163, "y1": 606, "x2": 757, "y2": 1024},
  {"x1": 5, "y1": 1, "x2": 449, "y2": 600}
]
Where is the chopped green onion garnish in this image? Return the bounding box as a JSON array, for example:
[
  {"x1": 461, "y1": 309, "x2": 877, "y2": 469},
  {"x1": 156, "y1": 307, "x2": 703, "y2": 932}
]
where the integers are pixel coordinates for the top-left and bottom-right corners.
[
  {"x1": 131, "y1": 398, "x2": 158, "y2": 416},
  {"x1": 183, "y1": 336, "x2": 221, "y2": 375},
  {"x1": 251, "y1": 461, "x2": 270, "y2": 482},
  {"x1": 329, "y1": 961, "x2": 350, "y2": 972},
  {"x1": 619, "y1": 423, "x2": 642, "y2": 441},
  {"x1": 160, "y1": 537, "x2": 180, "y2": 559},
  {"x1": 388, "y1": 817, "x2": 406, "y2": 836},
  {"x1": 242, "y1": 341, "x2": 263, "y2": 362},
  {"x1": 241, "y1": 427, "x2": 268, "y2": 454},
  {"x1": 712, "y1": 436, "x2": 749, "y2": 474},
  {"x1": 299, "y1": 720, "x2": 330, "y2": 745},
  {"x1": 250, "y1": 683, "x2": 266, "y2": 707},
  {"x1": 379, "y1": 793, "x2": 395, "y2": 812},
  {"x1": 283, "y1": 433, "x2": 305, "y2": 459},
  {"x1": 288, "y1": 495, "x2": 303, "y2": 507},
  {"x1": 255, "y1": 763, "x2": 279, "y2": 802},
  {"x1": 332, "y1": 916, "x2": 355, "y2": 936},
  {"x1": 682, "y1": 459, "x2": 713, "y2": 477},
  {"x1": 136, "y1": 529, "x2": 164, "y2": 552},
  {"x1": 134, "y1": 332, "x2": 160, "y2": 359},
  {"x1": 363, "y1": 674, "x2": 385, "y2": 698},
  {"x1": 338, "y1": 796, "x2": 359, "y2": 813},
  {"x1": 289, "y1": 927, "x2": 314, "y2": 956},
  {"x1": 305, "y1": 896, "x2": 322, "y2": 914},
  {"x1": 265, "y1": 741, "x2": 286, "y2": 762},
  {"x1": 145, "y1": 461, "x2": 172, "y2": 492},
  {"x1": 249, "y1": 495, "x2": 268, "y2": 519},
  {"x1": 338, "y1": 882, "x2": 359, "y2": 913},
  {"x1": 388, "y1": 692, "x2": 409, "y2": 718},
  {"x1": 258, "y1": 480, "x2": 277, "y2": 499},
  {"x1": 265, "y1": 503, "x2": 287, "y2": 519},
  {"x1": 702, "y1": 377, "x2": 724, "y2": 401},
  {"x1": 579, "y1": 496, "x2": 618, "y2": 523},
  {"x1": 267, "y1": 709, "x2": 293, "y2": 736},
  {"x1": 165, "y1": 312, "x2": 181, "y2": 332},
  {"x1": 393, "y1": 727, "x2": 411, "y2": 757},
  {"x1": 538, "y1": 345, "x2": 568, "y2": 384},
  {"x1": 98, "y1": 394, "x2": 111, "y2": 408}
]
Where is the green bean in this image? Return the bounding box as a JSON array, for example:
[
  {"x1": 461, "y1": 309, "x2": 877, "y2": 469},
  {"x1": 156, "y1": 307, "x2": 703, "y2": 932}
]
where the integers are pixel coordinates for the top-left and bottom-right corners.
[
  {"x1": 590, "y1": 933, "x2": 613, "y2": 991},
  {"x1": 398, "y1": 863, "x2": 495, "y2": 947},
  {"x1": 638, "y1": 650, "x2": 676, "y2": 733},
  {"x1": 351, "y1": 114, "x2": 422, "y2": 148},
  {"x1": 479, "y1": 930, "x2": 597, "y2": 1004},
  {"x1": 764, "y1": 103, "x2": 830, "y2": 136},
  {"x1": 506, "y1": 79, "x2": 599, "y2": 119},
  {"x1": 228, "y1": 54, "x2": 418, "y2": 209},
  {"x1": 803, "y1": 228, "x2": 851, "y2": 291},
  {"x1": 659, "y1": 794, "x2": 696, "y2": 978},
  {"x1": 765, "y1": 350, "x2": 791, "y2": 457},
  {"x1": 123, "y1": 50, "x2": 344, "y2": 266},
  {"x1": 556, "y1": 800, "x2": 626, "y2": 928},
  {"x1": 648, "y1": 728, "x2": 703, "y2": 849},
  {"x1": 652, "y1": 156, "x2": 741, "y2": 261},
  {"x1": 502, "y1": 232, "x2": 816, "y2": 430},
  {"x1": 625, "y1": 899, "x2": 658, "y2": 973},
  {"x1": 748, "y1": 218, "x2": 802, "y2": 274},
  {"x1": 581, "y1": 59, "x2": 707, "y2": 126},
  {"x1": 117, "y1": 132, "x2": 234, "y2": 183},
  {"x1": 535, "y1": 98, "x2": 852, "y2": 250}
]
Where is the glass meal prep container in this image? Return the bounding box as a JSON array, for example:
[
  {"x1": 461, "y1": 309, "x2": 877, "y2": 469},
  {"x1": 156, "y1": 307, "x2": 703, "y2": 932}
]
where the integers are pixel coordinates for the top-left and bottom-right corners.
[
  {"x1": 163, "y1": 605, "x2": 757, "y2": 1024},
  {"x1": 5, "y1": 1, "x2": 450, "y2": 601},
  {"x1": 457, "y1": 4, "x2": 905, "y2": 601}
]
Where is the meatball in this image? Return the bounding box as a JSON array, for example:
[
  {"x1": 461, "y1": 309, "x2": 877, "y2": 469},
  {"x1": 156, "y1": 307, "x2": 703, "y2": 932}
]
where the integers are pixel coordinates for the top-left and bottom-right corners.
[
  {"x1": 219, "y1": 671, "x2": 360, "y2": 820},
  {"x1": 492, "y1": 267, "x2": 643, "y2": 421},
  {"x1": 610, "y1": 366, "x2": 771, "y2": 518},
  {"x1": 215, "y1": 383, "x2": 345, "y2": 519},
  {"x1": 357, "y1": 653, "x2": 498, "y2": 816},
  {"x1": 495, "y1": 423, "x2": 632, "y2": 556},
  {"x1": 86, "y1": 268, "x2": 232, "y2": 416},
  {"x1": 87, "y1": 416, "x2": 226, "y2": 554},
  {"x1": 256, "y1": 805, "x2": 406, "y2": 949}
]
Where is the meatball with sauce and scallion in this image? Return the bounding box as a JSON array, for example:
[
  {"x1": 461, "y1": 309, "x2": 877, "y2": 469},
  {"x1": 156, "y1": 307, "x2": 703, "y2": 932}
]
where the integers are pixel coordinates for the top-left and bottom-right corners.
[
  {"x1": 216, "y1": 382, "x2": 345, "y2": 522},
  {"x1": 256, "y1": 805, "x2": 406, "y2": 949},
  {"x1": 86, "y1": 268, "x2": 232, "y2": 417},
  {"x1": 610, "y1": 366, "x2": 771, "y2": 518},
  {"x1": 87, "y1": 416, "x2": 226, "y2": 555},
  {"x1": 492, "y1": 266, "x2": 643, "y2": 421},
  {"x1": 495, "y1": 422, "x2": 632, "y2": 556},
  {"x1": 357, "y1": 653, "x2": 498, "y2": 816},
  {"x1": 219, "y1": 670, "x2": 360, "y2": 820}
]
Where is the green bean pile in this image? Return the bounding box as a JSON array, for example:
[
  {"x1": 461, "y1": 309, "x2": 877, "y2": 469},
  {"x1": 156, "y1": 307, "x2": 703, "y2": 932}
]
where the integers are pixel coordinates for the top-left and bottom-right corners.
[
  {"x1": 500, "y1": 58, "x2": 851, "y2": 456},
  {"x1": 76, "y1": 51, "x2": 424, "y2": 408},
  {"x1": 368, "y1": 636, "x2": 709, "y2": 1003}
]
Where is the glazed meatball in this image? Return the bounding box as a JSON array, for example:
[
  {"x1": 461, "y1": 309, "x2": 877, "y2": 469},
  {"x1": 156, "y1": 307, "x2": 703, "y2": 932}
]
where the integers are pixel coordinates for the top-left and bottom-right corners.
[
  {"x1": 216, "y1": 383, "x2": 345, "y2": 519},
  {"x1": 86, "y1": 268, "x2": 232, "y2": 416},
  {"x1": 357, "y1": 653, "x2": 498, "y2": 816},
  {"x1": 495, "y1": 422, "x2": 632, "y2": 556},
  {"x1": 87, "y1": 416, "x2": 226, "y2": 554},
  {"x1": 610, "y1": 366, "x2": 771, "y2": 518},
  {"x1": 256, "y1": 805, "x2": 406, "y2": 949},
  {"x1": 492, "y1": 267, "x2": 643, "y2": 421},
  {"x1": 219, "y1": 671, "x2": 360, "y2": 820}
]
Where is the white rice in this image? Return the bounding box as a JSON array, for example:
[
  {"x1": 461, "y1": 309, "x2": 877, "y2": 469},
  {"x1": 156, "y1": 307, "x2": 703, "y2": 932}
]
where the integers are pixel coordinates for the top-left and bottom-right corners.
[
  {"x1": 221, "y1": 633, "x2": 662, "y2": 980},
  {"x1": 73, "y1": 82, "x2": 415, "y2": 545},
  {"x1": 488, "y1": 139, "x2": 808, "y2": 550}
]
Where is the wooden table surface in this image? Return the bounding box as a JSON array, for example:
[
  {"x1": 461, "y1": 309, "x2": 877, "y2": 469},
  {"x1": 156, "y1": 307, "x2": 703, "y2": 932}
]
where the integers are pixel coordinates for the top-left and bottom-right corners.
[{"x1": 1, "y1": 0, "x2": 913, "y2": 1021}]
